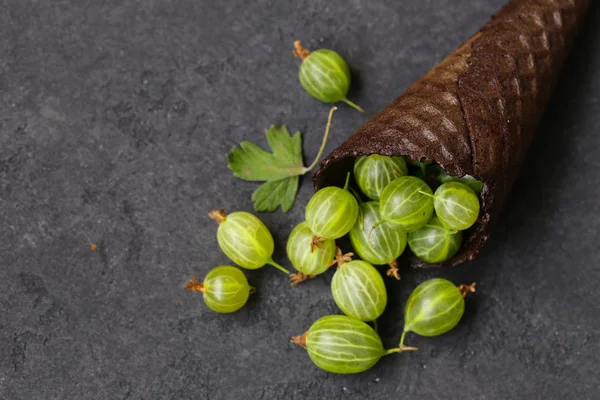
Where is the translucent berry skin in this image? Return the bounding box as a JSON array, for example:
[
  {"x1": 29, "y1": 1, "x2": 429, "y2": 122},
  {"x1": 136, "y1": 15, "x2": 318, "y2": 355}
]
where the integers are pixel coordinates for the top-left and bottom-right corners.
[
  {"x1": 349, "y1": 201, "x2": 407, "y2": 266},
  {"x1": 403, "y1": 278, "x2": 465, "y2": 336},
  {"x1": 286, "y1": 222, "x2": 335, "y2": 276},
  {"x1": 379, "y1": 176, "x2": 434, "y2": 232},
  {"x1": 408, "y1": 215, "x2": 463, "y2": 263},
  {"x1": 305, "y1": 315, "x2": 388, "y2": 374},
  {"x1": 216, "y1": 211, "x2": 274, "y2": 270},
  {"x1": 433, "y1": 182, "x2": 481, "y2": 231},
  {"x1": 331, "y1": 260, "x2": 387, "y2": 322},
  {"x1": 299, "y1": 49, "x2": 351, "y2": 104},
  {"x1": 353, "y1": 155, "x2": 408, "y2": 200},
  {"x1": 305, "y1": 186, "x2": 359, "y2": 239},
  {"x1": 202, "y1": 266, "x2": 251, "y2": 313}
]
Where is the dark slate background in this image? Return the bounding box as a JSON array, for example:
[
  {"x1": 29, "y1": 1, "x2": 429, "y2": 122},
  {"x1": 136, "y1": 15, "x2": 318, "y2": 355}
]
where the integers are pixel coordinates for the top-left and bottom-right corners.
[{"x1": 1, "y1": 1, "x2": 599, "y2": 399}]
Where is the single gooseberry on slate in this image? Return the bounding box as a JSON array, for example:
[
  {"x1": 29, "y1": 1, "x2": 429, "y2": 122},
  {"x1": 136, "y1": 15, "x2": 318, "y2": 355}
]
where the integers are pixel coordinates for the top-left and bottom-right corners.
[
  {"x1": 292, "y1": 315, "x2": 416, "y2": 374},
  {"x1": 209, "y1": 209, "x2": 289, "y2": 274},
  {"x1": 293, "y1": 40, "x2": 365, "y2": 113},
  {"x1": 184, "y1": 266, "x2": 254, "y2": 313},
  {"x1": 400, "y1": 278, "x2": 476, "y2": 347}
]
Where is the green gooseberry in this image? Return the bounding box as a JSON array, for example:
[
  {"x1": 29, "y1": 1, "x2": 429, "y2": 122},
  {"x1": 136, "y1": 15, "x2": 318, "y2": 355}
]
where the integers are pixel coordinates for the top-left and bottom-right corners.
[
  {"x1": 349, "y1": 201, "x2": 407, "y2": 279},
  {"x1": 407, "y1": 215, "x2": 463, "y2": 263},
  {"x1": 378, "y1": 176, "x2": 434, "y2": 232},
  {"x1": 292, "y1": 315, "x2": 416, "y2": 374},
  {"x1": 353, "y1": 155, "x2": 408, "y2": 200},
  {"x1": 293, "y1": 40, "x2": 365, "y2": 113},
  {"x1": 331, "y1": 258, "x2": 387, "y2": 322},
  {"x1": 184, "y1": 266, "x2": 254, "y2": 313},
  {"x1": 305, "y1": 175, "x2": 359, "y2": 240},
  {"x1": 400, "y1": 278, "x2": 476, "y2": 346},
  {"x1": 286, "y1": 221, "x2": 336, "y2": 286},
  {"x1": 433, "y1": 182, "x2": 481, "y2": 231},
  {"x1": 209, "y1": 209, "x2": 289, "y2": 274}
]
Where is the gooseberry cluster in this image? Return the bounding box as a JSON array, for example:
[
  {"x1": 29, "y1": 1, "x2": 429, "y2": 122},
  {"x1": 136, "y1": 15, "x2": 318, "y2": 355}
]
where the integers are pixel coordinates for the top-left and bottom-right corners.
[{"x1": 185, "y1": 41, "x2": 483, "y2": 375}]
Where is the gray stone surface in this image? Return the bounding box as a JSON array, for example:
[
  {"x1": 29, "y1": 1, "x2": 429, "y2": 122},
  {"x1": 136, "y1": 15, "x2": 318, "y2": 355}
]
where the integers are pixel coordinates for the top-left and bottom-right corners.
[{"x1": 1, "y1": 1, "x2": 599, "y2": 399}]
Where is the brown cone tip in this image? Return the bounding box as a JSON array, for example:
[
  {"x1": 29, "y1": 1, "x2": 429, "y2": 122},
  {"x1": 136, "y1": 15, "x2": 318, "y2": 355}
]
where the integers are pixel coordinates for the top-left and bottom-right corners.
[{"x1": 313, "y1": 0, "x2": 591, "y2": 268}]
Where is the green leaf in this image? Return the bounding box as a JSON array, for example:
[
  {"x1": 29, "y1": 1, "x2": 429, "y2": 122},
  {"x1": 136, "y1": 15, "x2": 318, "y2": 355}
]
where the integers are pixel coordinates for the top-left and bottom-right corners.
[
  {"x1": 251, "y1": 176, "x2": 300, "y2": 213},
  {"x1": 228, "y1": 125, "x2": 306, "y2": 182},
  {"x1": 227, "y1": 107, "x2": 337, "y2": 213}
]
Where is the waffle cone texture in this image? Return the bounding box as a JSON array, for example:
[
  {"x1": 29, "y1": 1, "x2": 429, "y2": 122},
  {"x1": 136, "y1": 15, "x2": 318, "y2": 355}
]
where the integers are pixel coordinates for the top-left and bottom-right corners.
[{"x1": 313, "y1": 0, "x2": 590, "y2": 267}]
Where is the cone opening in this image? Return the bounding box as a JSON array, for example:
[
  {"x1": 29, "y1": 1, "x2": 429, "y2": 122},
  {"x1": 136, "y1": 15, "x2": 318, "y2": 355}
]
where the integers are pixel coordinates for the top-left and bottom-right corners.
[{"x1": 313, "y1": 153, "x2": 490, "y2": 268}]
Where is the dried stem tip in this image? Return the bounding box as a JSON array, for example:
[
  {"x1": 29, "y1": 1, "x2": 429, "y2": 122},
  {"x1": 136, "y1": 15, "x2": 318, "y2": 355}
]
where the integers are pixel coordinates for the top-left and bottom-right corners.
[
  {"x1": 386, "y1": 260, "x2": 401, "y2": 280},
  {"x1": 328, "y1": 247, "x2": 353, "y2": 269},
  {"x1": 208, "y1": 209, "x2": 226, "y2": 224},
  {"x1": 310, "y1": 235, "x2": 326, "y2": 253},
  {"x1": 459, "y1": 282, "x2": 477, "y2": 297},
  {"x1": 290, "y1": 272, "x2": 315, "y2": 287},
  {"x1": 398, "y1": 345, "x2": 418, "y2": 352},
  {"x1": 291, "y1": 332, "x2": 308, "y2": 349},
  {"x1": 185, "y1": 276, "x2": 206, "y2": 293},
  {"x1": 293, "y1": 40, "x2": 311, "y2": 61}
]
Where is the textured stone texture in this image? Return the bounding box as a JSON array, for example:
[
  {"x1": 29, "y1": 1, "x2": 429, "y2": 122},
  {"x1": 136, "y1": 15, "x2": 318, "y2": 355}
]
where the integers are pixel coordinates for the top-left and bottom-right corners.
[{"x1": 0, "y1": 1, "x2": 599, "y2": 399}]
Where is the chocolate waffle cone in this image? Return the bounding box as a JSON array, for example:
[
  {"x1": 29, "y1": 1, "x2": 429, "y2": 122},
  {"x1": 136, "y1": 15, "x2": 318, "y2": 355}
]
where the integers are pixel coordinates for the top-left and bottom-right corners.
[{"x1": 313, "y1": 0, "x2": 590, "y2": 267}]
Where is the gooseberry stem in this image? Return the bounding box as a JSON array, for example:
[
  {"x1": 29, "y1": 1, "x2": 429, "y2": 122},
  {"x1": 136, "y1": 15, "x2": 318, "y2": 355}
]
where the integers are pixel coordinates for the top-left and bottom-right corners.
[
  {"x1": 342, "y1": 98, "x2": 366, "y2": 114},
  {"x1": 368, "y1": 219, "x2": 385, "y2": 240},
  {"x1": 305, "y1": 106, "x2": 337, "y2": 172},
  {"x1": 417, "y1": 190, "x2": 435, "y2": 199},
  {"x1": 267, "y1": 258, "x2": 291, "y2": 275},
  {"x1": 372, "y1": 319, "x2": 378, "y2": 332},
  {"x1": 249, "y1": 285, "x2": 257, "y2": 294},
  {"x1": 343, "y1": 171, "x2": 351, "y2": 191}
]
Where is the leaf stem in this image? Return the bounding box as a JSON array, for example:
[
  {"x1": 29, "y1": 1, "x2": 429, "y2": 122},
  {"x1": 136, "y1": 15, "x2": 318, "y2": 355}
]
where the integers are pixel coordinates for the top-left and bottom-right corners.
[
  {"x1": 305, "y1": 106, "x2": 337, "y2": 172},
  {"x1": 342, "y1": 98, "x2": 366, "y2": 113},
  {"x1": 267, "y1": 258, "x2": 290, "y2": 275}
]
